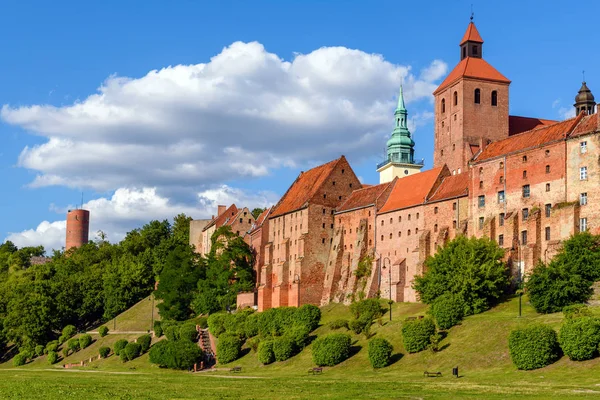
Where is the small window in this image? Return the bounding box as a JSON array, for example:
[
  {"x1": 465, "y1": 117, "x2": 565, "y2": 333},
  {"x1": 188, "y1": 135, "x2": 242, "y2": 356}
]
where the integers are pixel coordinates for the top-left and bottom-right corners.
[
  {"x1": 580, "y1": 218, "x2": 588, "y2": 232},
  {"x1": 441, "y1": 150, "x2": 444, "y2": 156},
  {"x1": 381, "y1": 235, "x2": 384, "y2": 241},
  {"x1": 491, "y1": 90, "x2": 498, "y2": 106},
  {"x1": 239, "y1": 218, "x2": 243, "y2": 223},
  {"x1": 522, "y1": 208, "x2": 529, "y2": 221},
  {"x1": 332, "y1": 181, "x2": 336, "y2": 186},
  {"x1": 416, "y1": 213, "x2": 420, "y2": 220},
  {"x1": 545, "y1": 150, "x2": 550, "y2": 157},
  {"x1": 453, "y1": 91, "x2": 458, "y2": 106},
  {"x1": 581, "y1": 141, "x2": 587, "y2": 154},
  {"x1": 453, "y1": 220, "x2": 457, "y2": 229},
  {"x1": 498, "y1": 191, "x2": 505, "y2": 203},
  {"x1": 522, "y1": 185, "x2": 530, "y2": 198},
  {"x1": 462, "y1": 46, "x2": 467, "y2": 59},
  {"x1": 545, "y1": 227, "x2": 551, "y2": 241},
  {"x1": 473, "y1": 45, "x2": 479, "y2": 55},
  {"x1": 545, "y1": 165, "x2": 550, "y2": 173},
  {"x1": 453, "y1": 202, "x2": 457, "y2": 211},
  {"x1": 523, "y1": 170, "x2": 527, "y2": 179},
  {"x1": 398, "y1": 231, "x2": 401, "y2": 237},
  {"x1": 474, "y1": 88, "x2": 481, "y2": 104},
  {"x1": 434, "y1": 207, "x2": 438, "y2": 214},
  {"x1": 523, "y1": 155, "x2": 528, "y2": 162},
  {"x1": 521, "y1": 230, "x2": 528, "y2": 245},
  {"x1": 369, "y1": 240, "x2": 372, "y2": 246},
  {"x1": 499, "y1": 213, "x2": 505, "y2": 226},
  {"x1": 407, "y1": 230, "x2": 411, "y2": 236},
  {"x1": 323, "y1": 208, "x2": 326, "y2": 214},
  {"x1": 408, "y1": 214, "x2": 411, "y2": 221},
  {"x1": 479, "y1": 217, "x2": 484, "y2": 230},
  {"x1": 545, "y1": 204, "x2": 552, "y2": 217},
  {"x1": 342, "y1": 169, "x2": 345, "y2": 174},
  {"x1": 323, "y1": 194, "x2": 327, "y2": 199},
  {"x1": 322, "y1": 223, "x2": 325, "y2": 228},
  {"x1": 390, "y1": 218, "x2": 393, "y2": 224},
  {"x1": 546, "y1": 183, "x2": 550, "y2": 192},
  {"x1": 499, "y1": 162, "x2": 504, "y2": 169},
  {"x1": 478, "y1": 195, "x2": 485, "y2": 208},
  {"x1": 322, "y1": 238, "x2": 325, "y2": 244},
  {"x1": 381, "y1": 220, "x2": 384, "y2": 226},
  {"x1": 498, "y1": 234, "x2": 504, "y2": 246},
  {"x1": 479, "y1": 181, "x2": 484, "y2": 189},
  {"x1": 389, "y1": 233, "x2": 392, "y2": 239},
  {"x1": 499, "y1": 175, "x2": 504, "y2": 184},
  {"x1": 338, "y1": 196, "x2": 342, "y2": 200},
  {"x1": 349, "y1": 183, "x2": 353, "y2": 188},
  {"x1": 416, "y1": 228, "x2": 419, "y2": 234},
  {"x1": 580, "y1": 167, "x2": 588, "y2": 180},
  {"x1": 434, "y1": 224, "x2": 438, "y2": 232},
  {"x1": 479, "y1": 167, "x2": 483, "y2": 175},
  {"x1": 441, "y1": 98, "x2": 446, "y2": 113},
  {"x1": 580, "y1": 192, "x2": 588, "y2": 206},
  {"x1": 399, "y1": 216, "x2": 402, "y2": 222},
  {"x1": 453, "y1": 144, "x2": 456, "y2": 151}
]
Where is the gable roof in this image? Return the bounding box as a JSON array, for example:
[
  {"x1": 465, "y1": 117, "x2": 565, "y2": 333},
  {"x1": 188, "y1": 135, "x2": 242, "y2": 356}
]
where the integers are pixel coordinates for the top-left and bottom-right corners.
[
  {"x1": 203, "y1": 204, "x2": 238, "y2": 231},
  {"x1": 434, "y1": 57, "x2": 510, "y2": 95},
  {"x1": 460, "y1": 22, "x2": 484, "y2": 45},
  {"x1": 428, "y1": 173, "x2": 469, "y2": 203},
  {"x1": 570, "y1": 113, "x2": 599, "y2": 137},
  {"x1": 337, "y1": 181, "x2": 394, "y2": 213},
  {"x1": 379, "y1": 167, "x2": 445, "y2": 214},
  {"x1": 270, "y1": 157, "x2": 342, "y2": 218},
  {"x1": 249, "y1": 207, "x2": 272, "y2": 233},
  {"x1": 474, "y1": 114, "x2": 584, "y2": 163},
  {"x1": 509, "y1": 115, "x2": 557, "y2": 136}
]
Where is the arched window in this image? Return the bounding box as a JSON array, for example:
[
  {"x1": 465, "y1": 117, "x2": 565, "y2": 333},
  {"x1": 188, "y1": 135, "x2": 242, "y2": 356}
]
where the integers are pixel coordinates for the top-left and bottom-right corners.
[
  {"x1": 389, "y1": 233, "x2": 392, "y2": 239},
  {"x1": 453, "y1": 91, "x2": 458, "y2": 106},
  {"x1": 474, "y1": 88, "x2": 481, "y2": 104},
  {"x1": 499, "y1": 161, "x2": 504, "y2": 169},
  {"x1": 441, "y1": 98, "x2": 446, "y2": 113},
  {"x1": 408, "y1": 230, "x2": 411, "y2": 236},
  {"x1": 491, "y1": 90, "x2": 498, "y2": 106},
  {"x1": 434, "y1": 224, "x2": 438, "y2": 232},
  {"x1": 397, "y1": 118, "x2": 400, "y2": 126},
  {"x1": 398, "y1": 231, "x2": 401, "y2": 237}
]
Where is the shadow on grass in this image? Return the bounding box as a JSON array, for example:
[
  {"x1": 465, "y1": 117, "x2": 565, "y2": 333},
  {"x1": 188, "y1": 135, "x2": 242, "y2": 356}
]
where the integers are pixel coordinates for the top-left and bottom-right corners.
[
  {"x1": 348, "y1": 345, "x2": 362, "y2": 359},
  {"x1": 438, "y1": 343, "x2": 451, "y2": 352},
  {"x1": 0, "y1": 344, "x2": 18, "y2": 363},
  {"x1": 389, "y1": 352, "x2": 404, "y2": 365},
  {"x1": 239, "y1": 348, "x2": 251, "y2": 358}
]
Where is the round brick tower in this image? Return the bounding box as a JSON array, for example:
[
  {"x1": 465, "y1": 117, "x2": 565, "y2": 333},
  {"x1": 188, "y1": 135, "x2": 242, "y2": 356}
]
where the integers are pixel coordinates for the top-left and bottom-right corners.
[{"x1": 66, "y1": 209, "x2": 90, "y2": 250}]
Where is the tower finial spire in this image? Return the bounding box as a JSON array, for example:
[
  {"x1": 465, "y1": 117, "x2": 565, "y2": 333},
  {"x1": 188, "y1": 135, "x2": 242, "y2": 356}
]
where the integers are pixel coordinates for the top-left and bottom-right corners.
[
  {"x1": 583, "y1": 70, "x2": 586, "y2": 82},
  {"x1": 470, "y1": 4, "x2": 474, "y2": 21}
]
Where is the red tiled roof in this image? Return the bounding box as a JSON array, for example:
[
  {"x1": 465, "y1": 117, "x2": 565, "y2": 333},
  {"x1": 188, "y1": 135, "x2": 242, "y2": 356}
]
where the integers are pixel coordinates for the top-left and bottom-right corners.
[
  {"x1": 337, "y1": 181, "x2": 393, "y2": 213},
  {"x1": 469, "y1": 144, "x2": 480, "y2": 156},
  {"x1": 509, "y1": 115, "x2": 557, "y2": 136},
  {"x1": 203, "y1": 204, "x2": 238, "y2": 231},
  {"x1": 460, "y1": 22, "x2": 484, "y2": 45},
  {"x1": 249, "y1": 207, "x2": 272, "y2": 233},
  {"x1": 434, "y1": 57, "x2": 510, "y2": 95},
  {"x1": 474, "y1": 114, "x2": 585, "y2": 163},
  {"x1": 428, "y1": 173, "x2": 469, "y2": 202},
  {"x1": 270, "y1": 157, "x2": 342, "y2": 218},
  {"x1": 571, "y1": 113, "x2": 599, "y2": 137},
  {"x1": 379, "y1": 168, "x2": 444, "y2": 214}
]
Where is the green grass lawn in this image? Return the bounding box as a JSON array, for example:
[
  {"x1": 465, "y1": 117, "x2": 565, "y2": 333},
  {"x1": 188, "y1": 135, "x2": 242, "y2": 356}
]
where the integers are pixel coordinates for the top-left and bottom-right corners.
[{"x1": 2, "y1": 296, "x2": 600, "y2": 399}]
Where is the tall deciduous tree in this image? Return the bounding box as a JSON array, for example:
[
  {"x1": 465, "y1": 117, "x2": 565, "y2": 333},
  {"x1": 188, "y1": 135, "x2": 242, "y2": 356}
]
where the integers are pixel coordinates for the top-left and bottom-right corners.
[{"x1": 251, "y1": 208, "x2": 266, "y2": 220}]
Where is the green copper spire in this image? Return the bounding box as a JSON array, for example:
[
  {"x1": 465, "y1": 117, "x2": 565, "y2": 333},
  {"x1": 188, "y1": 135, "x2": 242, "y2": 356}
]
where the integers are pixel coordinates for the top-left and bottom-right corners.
[{"x1": 385, "y1": 84, "x2": 415, "y2": 164}]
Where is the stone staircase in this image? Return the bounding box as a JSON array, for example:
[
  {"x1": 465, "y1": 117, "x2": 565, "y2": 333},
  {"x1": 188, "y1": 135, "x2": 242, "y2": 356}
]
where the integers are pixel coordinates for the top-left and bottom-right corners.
[
  {"x1": 588, "y1": 282, "x2": 600, "y2": 306},
  {"x1": 197, "y1": 327, "x2": 216, "y2": 369}
]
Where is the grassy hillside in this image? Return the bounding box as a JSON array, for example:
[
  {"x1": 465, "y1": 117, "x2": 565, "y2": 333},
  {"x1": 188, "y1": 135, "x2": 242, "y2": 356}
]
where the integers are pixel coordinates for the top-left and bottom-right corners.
[{"x1": 99, "y1": 294, "x2": 161, "y2": 333}]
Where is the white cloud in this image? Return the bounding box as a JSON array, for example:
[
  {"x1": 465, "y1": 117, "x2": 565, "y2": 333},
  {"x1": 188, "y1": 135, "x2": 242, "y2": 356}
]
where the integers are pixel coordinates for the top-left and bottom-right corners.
[
  {"x1": 5, "y1": 185, "x2": 279, "y2": 252},
  {"x1": 552, "y1": 98, "x2": 576, "y2": 120},
  {"x1": 2, "y1": 41, "x2": 446, "y2": 194}
]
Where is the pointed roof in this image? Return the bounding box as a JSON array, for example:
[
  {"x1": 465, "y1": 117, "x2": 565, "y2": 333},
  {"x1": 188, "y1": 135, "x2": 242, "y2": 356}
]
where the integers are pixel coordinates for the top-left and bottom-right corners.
[
  {"x1": 575, "y1": 81, "x2": 595, "y2": 104},
  {"x1": 509, "y1": 116, "x2": 558, "y2": 136},
  {"x1": 433, "y1": 57, "x2": 510, "y2": 95},
  {"x1": 248, "y1": 207, "x2": 272, "y2": 233},
  {"x1": 460, "y1": 22, "x2": 484, "y2": 45},
  {"x1": 396, "y1": 85, "x2": 406, "y2": 111},
  {"x1": 337, "y1": 180, "x2": 395, "y2": 213},
  {"x1": 203, "y1": 204, "x2": 238, "y2": 231},
  {"x1": 379, "y1": 167, "x2": 445, "y2": 213},
  {"x1": 428, "y1": 173, "x2": 469, "y2": 203}
]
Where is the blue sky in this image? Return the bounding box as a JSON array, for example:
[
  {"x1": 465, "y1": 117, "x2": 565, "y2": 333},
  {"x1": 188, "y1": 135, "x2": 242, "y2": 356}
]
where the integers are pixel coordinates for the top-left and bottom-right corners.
[{"x1": 1, "y1": 0, "x2": 597, "y2": 251}]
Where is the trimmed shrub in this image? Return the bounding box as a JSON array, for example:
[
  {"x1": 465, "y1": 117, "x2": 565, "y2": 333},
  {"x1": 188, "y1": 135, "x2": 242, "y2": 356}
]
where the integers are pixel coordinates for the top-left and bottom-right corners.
[
  {"x1": 114, "y1": 339, "x2": 128, "y2": 356},
  {"x1": 563, "y1": 304, "x2": 592, "y2": 320},
  {"x1": 45, "y1": 341, "x2": 59, "y2": 354},
  {"x1": 216, "y1": 334, "x2": 242, "y2": 364},
  {"x1": 179, "y1": 324, "x2": 199, "y2": 343},
  {"x1": 58, "y1": 334, "x2": 68, "y2": 345},
  {"x1": 272, "y1": 337, "x2": 295, "y2": 362},
  {"x1": 244, "y1": 313, "x2": 260, "y2": 338},
  {"x1": 62, "y1": 325, "x2": 77, "y2": 339},
  {"x1": 294, "y1": 304, "x2": 321, "y2": 331},
  {"x1": 349, "y1": 316, "x2": 372, "y2": 335},
  {"x1": 197, "y1": 317, "x2": 208, "y2": 329},
  {"x1": 120, "y1": 350, "x2": 128, "y2": 362},
  {"x1": 153, "y1": 321, "x2": 163, "y2": 337},
  {"x1": 207, "y1": 313, "x2": 227, "y2": 337},
  {"x1": 164, "y1": 324, "x2": 180, "y2": 341},
  {"x1": 368, "y1": 338, "x2": 393, "y2": 368},
  {"x1": 149, "y1": 340, "x2": 203, "y2": 370},
  {"x1": 35, "y1": 345, "x2": 45, "y2": 357},
  {"x1": 430, "y1": 293, "x2": 465, "y2": 330},
  {"x1": 329, "y1": 319, "x2": 349, "y2": 330},
  {"x1": 47, "y1": 351, "x2": 58, "y2": 365},
  {"x1": 559, "y1": 317, "x2": 600, "y2": 361},
  {"x1": 62, "y1": 347, "x2": 70, "y2": 358},
  {"x1": 246, "y1": 336, "x2": 260, "y2": 353},
  {"x1": 138, "y1": 334, "x2": 152, "y2": 353},
  {"x1": 350, "y1": 299, "x2": 382, "y2": 320},
  {"x1": 257, "y1": 340, "x2": 275, "y2": 365},
  {"x1": 99, "y1": 326, "x2": 109, "y2": 337},
  {"x1": 123, "y1": 343, "x2": 142, "y2": 361},
  {"x1": 79, "y1": 334, "x2": 92, "y2": 349},
  {"x1": 402, "y1": 318, "x2": 436, "y2": 353},
  {"x1": 257, "y1": 307, "x2": 297, "y2": 337},
  {"x1": 285, "y1": 324, "x2": 310, "y2": 350},
  {"x1": 67, "y1": 338, "x2": 81, "y2": 353},
  {"x1": 13, "y1": 353, "x2": 27, "y2": 366},
  {"x1": 509, "y1": 324, "x2": 560, "y2": 370},
  {"x1": 312, "y1": 333, "x2": 352, "y2": 367},
  {"x1": 99, "y1": 346, "x2": 111, "y2": 358}
]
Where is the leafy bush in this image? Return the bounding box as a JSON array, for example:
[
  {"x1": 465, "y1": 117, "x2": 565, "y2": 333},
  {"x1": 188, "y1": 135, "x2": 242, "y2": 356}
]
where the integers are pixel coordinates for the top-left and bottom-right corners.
[
  {"x1": 508, "y1": 324, "x2": 560, "y2": 370},
  {"x1": 79, "y1": 334, "x2": 92, "y2": 349},
  {"x1": 149, "y1": 340, "x2": 203, "y2": 370},
  {"x1": 216, "y1": 334, "x2": 242, "y2": 364},
  {"x1": 430, "y1": 293, "x2": 465, "y2": 330},
  {"x1": 13, "y1": 353, "x2": 27, "y2": 366},
  {"x1": 558, "y1": 317, "x2": 600, "y2": 361},
  {"x1": 349, "y1": 315, "x2": 372, "y2": 335},
  {"x1": 123, "y1": 342, "x2": 142, "y2": 361},
  {"x1": 120, "y1": 350, "x2": 128, "y2": 362},
  {"x1": 401, "y1": 318, "x2": 436, "y2": 353},
  {"x1": 99, "y1": 346, "x2": 111, "y2": 358},
  {"x1": 414, "y1": 236, "x2": 508, "y2": 315},
  {"x1": 563, "y1": 304, "x2": 592, "y2": 320},
  {"x1": 35, "y1": 345, "x2": 45, "y2": 357},
  {"x1": 45, "y1": 340, "x2": 58, "y2": 354},
  {"x1": 368, "y1": 338, "x2": 393, "y2": 368},
  {"x1": 137, "y1": 334, "x2": 152, "y2": 353},
  {"x1": 62, "y1": 325, "x2": 77, "y2": 339},
  {"x1": 62, "y1": 347, "x2": 69, "y2": 358},
  {"x1": 272, "y1": 337, "x2": 295, "y2": 362},
  {"x1": 312, "y1": 333, "x2": 352, "y2": 366},
  {"x1": 257, "y1": 340, "x2": 275, "y2": 365},
  {"x1": 223, "y1": 311, "x2": 253, "y2": 339},
  {"x1": 197, "y1": 316, "x2": 208, "y2": 329},
  {"x1": 329, "y1": 319, "x2": 349, "y2": 330},
  {"x1": 114, "y1": 339, "x2": 128, "y2": 356},
  {"x1": 207, "y1": 313, "x2": 227, "y2": 337},
  {"x1": 257, "y1": 307, "x2": 297, "y2": 337},
  {"x1": 164, "y1": 324, "x2": 180, "y2": 341},
  {"x1": 67, "y1": 338, "x2": 81, "y2": 353},
  {"x1": 47, "y1": 351, "x2": 58, "y2": 365},
  {"x1": 294, "y1": 304, "x2": 321, "y2": 331},
  {"x1": 179, "y1": 324, "x2": 199, "y2": 342},
  {"x1": 350, "y1": 299, "x2": 382, "y2": 320},
  {"x1": 58, "y1": 334, "x2": 67, "y2": 345},
  {"x1": 153, "y1": 321, "x2": 163, "y2": 337},
  {"x1": 99, "y1": 326, "x2": 109, "y2": 337},
  {"x1": 246, "y1": 336, "x2": 260, "y2": 353},
  {"x1": 285, "y1": 324, "x2": 310, "y2": 350},
  {"x1": 244, "y1": 313, "x2": 260, "y2": 338}
]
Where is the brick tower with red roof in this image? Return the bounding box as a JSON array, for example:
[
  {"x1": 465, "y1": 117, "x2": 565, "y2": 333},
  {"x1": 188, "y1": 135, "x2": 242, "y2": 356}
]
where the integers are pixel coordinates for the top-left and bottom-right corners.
[{"x1": 433, "y1": 20, "x2": 511, "y2": 174}]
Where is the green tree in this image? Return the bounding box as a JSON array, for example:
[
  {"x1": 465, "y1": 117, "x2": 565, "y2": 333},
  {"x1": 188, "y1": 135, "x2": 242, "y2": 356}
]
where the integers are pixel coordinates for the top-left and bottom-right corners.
[
  {"x1": 413, "y1": 236, "x2": 508, "y2": 315},
  {"x1": 251, "y1": 208, "x2": 266, "y2": 219}
]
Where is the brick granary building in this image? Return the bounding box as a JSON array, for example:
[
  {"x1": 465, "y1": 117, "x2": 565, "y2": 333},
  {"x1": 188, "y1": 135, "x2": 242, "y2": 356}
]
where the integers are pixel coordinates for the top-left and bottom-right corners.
[{"x1": 191, "y1": 21, "x2": 599, "y2": 311}]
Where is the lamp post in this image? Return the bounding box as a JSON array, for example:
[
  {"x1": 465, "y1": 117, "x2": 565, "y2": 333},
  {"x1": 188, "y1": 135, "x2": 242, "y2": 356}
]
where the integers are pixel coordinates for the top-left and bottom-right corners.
[
  {"x1": 383, "y1": 257, "x2": 392, "y2": 321},
  {"x1": 511, "y1": 240, "x2": 523, "y2": 318}
]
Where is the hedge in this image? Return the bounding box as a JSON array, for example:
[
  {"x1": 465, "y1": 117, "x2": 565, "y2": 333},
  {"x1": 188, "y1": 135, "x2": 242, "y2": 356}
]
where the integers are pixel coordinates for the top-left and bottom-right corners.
[
  {"x1": 99, "y1": 346, "x2": 111, "y2": 358},
  {"x1": 401, "y1": 318, "x2": 436, "y2": 353},
  {"x1": 246, "y1": 336, "x2": 260, "y2": 353},
  {"x1": 207, "y1": 313, "x2": 227, "y2": 338},
  {"x1": 35, "y1": 345, "x2": 45, "y2": 357},
  {"x1": 216, "y1": 334, "x2": 242, "y2": 364},
  {"x1": 197, "y1": 317, "x2": 208, "y2": 329},
  {"x1": 99, "y1": 326, "x2": 109, "y2": 337},
  {"x1": 558, "y1": 317, "x2": 600, "y2": 361},
  {"x1": 164, "y1": 324, "x2": 180, "y2": 341},
  {"x1": 329, "y1": 319, "x2": 349, "y2": 330},
  {"x1": 563, "y1": 304, "x2": 592, "y2": 320},
  {"x1": 349, "y1": 299, "x2": 383, "y2": 320},
  {"x1": 45, "y1": 341, "x2": 58, "y2": 354},
  {"x1": 114, "y1": 339, "x2": 128, "y2": 356},
  {"x1": 67, "y1": 338, "x2": 81, "y2": 353},
  {"x1": 123, "y1": 343, "x2": 142, "y2": 361},
  {"x1": 179, "y1": 323, "x2": 199, "y2": 343},
  {"x1": 153, "y1": 321, "x2": 163, "y2": 337},
  {"x1": 79, "y1": 334, "x2": 92, "y2": 349},
  {"x1": 368, "y1": 338, "x2": 393, "y2": 368},
  {"x1": 430, "y1": 293, "x2": 464, "y2": 330},
  {"x1": 13, "y1": 353, "x2": 27, "y2": 366},
  {"x1": 312, "y1": 333, "x2": 352, "y2": 366},
  {"x1": 244, "y1": 313, "x2": 260, "y2": 338},
  {"x1": 47, "y1": 351, "x2": 58, "y2": 365},
  {"x1": 62, "y1": 325, "x2": 77, "y2": 339},
  {"x1": 149, "y1": 340, "x2": 203, "y2": 369},
  {"x1": 257, "y1": 340, "x2": 275, "y2": 365},
  {"x1": 272, "y1": 337, "x2": 295, "y2": 362},
  {"x1": 294, "y1": 304, "x2": 321, "y2": 331},
  {"x1": 508, "y1": 324, "x2": 560, "y2": 370}
]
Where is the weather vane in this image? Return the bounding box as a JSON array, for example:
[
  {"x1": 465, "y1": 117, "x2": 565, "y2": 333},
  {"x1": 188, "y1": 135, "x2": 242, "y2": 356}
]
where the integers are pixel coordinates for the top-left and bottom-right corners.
[
  {"x1": 470, "y1": 4, "x2": 474, "y2": 21},
  {"x1": 582, "y1": 70, "x2": 586, "y2": 83}
]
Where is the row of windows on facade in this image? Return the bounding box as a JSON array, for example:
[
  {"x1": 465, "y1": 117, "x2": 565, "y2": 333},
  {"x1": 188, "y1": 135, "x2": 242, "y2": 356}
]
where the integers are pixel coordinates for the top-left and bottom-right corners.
[
  {"x1": 496, "y1": 218, "x2": 588, "y2": 247},
  {"x1": 481, "y1": 142, "x2": 588, "y2": 173},
  {"x1": 441, "y1": 89, "x2": 498, "y2": 113}
]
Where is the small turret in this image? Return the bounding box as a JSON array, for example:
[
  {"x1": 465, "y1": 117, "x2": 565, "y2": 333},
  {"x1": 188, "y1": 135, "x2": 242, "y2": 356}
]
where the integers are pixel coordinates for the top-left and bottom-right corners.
[{"x1": 574, "y1": 81, "x2": 596, "y2": 116}]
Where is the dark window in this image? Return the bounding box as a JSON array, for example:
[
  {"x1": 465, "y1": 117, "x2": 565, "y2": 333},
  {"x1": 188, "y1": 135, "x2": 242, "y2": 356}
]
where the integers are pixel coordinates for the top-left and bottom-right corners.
[
  {"x1": 499, "y1": 161, "x2": 504, "y2": 169},
  {"x1": 545, "y1": 150, "x2": 550, "y2": 157},
  {"x1": 239, "y1": 218, "x2": 242, "y2": 223},
  {"x1": 523, "y1": 170, "x2": 527, "y2": 179},
  {"x1": 479, "y1": 181, "x2": 484, "y2": 189},
  {"x1": 545, "y1": 204, "x2": 552, "y2": 217},
  {"x1": 521, "y1": 230, "x2": 528, "y2": 245},
  {"x1": 342, "y1": 169, "x2": 345, "y2": 174},
  {"x1": 453, "y1": 220, "x2": 457, "y2": 228},
  {"x1": 408, "y1": 230, "x2": 411, "y2": 236},
  {"x1": 473, "y1": 45, "x2": 479, "y2": 55},
  {"x1": 390, "y1": 218, "x2": 393, "y2": 224},
  {"x1": 498, "y1": 234, "x2": 504, "y2": 246},
  {"x1": 323, "y1": 194, "x2": 326, "y2": 199},
  {"x1": 498, "y1": 191, "x2": 505, "y2": 203},
  {"x1": 522, "y1": 208, "x2": 529, "y2": 221},
  {"x1": 491, "y1": 90, "x2": 498, "y2": 106},
  {"x1": 434, "y1": 224, "x2": 438, "y2": 232},
  {"x1": 499, "y1": 213, "x2": 505, "y2": 226},
  {"x1": 441, "y1": 98, "x2": 446, "y2": 113},
  {"x1": 523, "y1": 155, "x2": 528, "y2": 162},
  {"x1": 546, "y1": 183, "x2": 550, "y2": 192},
  {"x1": 546, "y1": 165, "x2": 550, "y2": 173},
  {"x1": 323, "y1": 208, "x2": 326, "y2": 214},
  {"x1": 479, "y1": 217, "x2": 484, "y2": 229},
  {"x1": 522, "y1": 185, "x2": 530, "y2": 198},
  {"x1": 499, "y1": 175, "x2": 504, "y2": 183},
  {"x1": 322, "y1": 238, "x2": 325, "y2": 244},
  {"x1": 389, "y1": 233, "x2": 392, "y2": 239},
  {"x1": 474, "y1": 88, "x2": 481, "y2": 104},
  {"x1": 453, "y1": 202, "x2": 457, "y2": 211},
  {"x1": 462, "y1": 47, "x2": 467, "y2": 59},
  {"x1": 381, "y1": 235, "x2": 384, "y2": 241},
  {"x1": 478, "y1": 195, "x2": 485, "y2": 208},
  {"x1": 332, "y1": 181, "x2": 336, "y2": 186},
  {"x1": 545, "y1": 227, "x2": 551, "y2": 241},
  {"x1": 434, "y1": 207, "x2": 438, "y2": 214},
  {"x1": 454, "y1": 91, "x2": 458, "y2": 106}
]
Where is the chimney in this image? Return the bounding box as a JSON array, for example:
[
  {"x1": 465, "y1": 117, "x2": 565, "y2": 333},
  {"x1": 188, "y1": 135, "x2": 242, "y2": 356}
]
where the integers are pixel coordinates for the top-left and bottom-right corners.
[{"x1": 218, "y1": 205, "x2": 226, "y2": 216}]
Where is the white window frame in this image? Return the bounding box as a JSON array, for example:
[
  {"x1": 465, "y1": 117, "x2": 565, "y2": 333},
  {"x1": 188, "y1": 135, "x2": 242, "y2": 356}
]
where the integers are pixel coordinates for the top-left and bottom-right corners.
[
  {"x1": 581, "y1": 141, "x2": 587, "y2": 154},
  {"x1": 580, "y1": 218, "x2": 588, "y2": 232},
  {"x1": 580, "y1": 166, "x2": 588, "y2": 180},
  {"x1": 580, "y1": 193, "x2": 588, "y2": 206}
]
